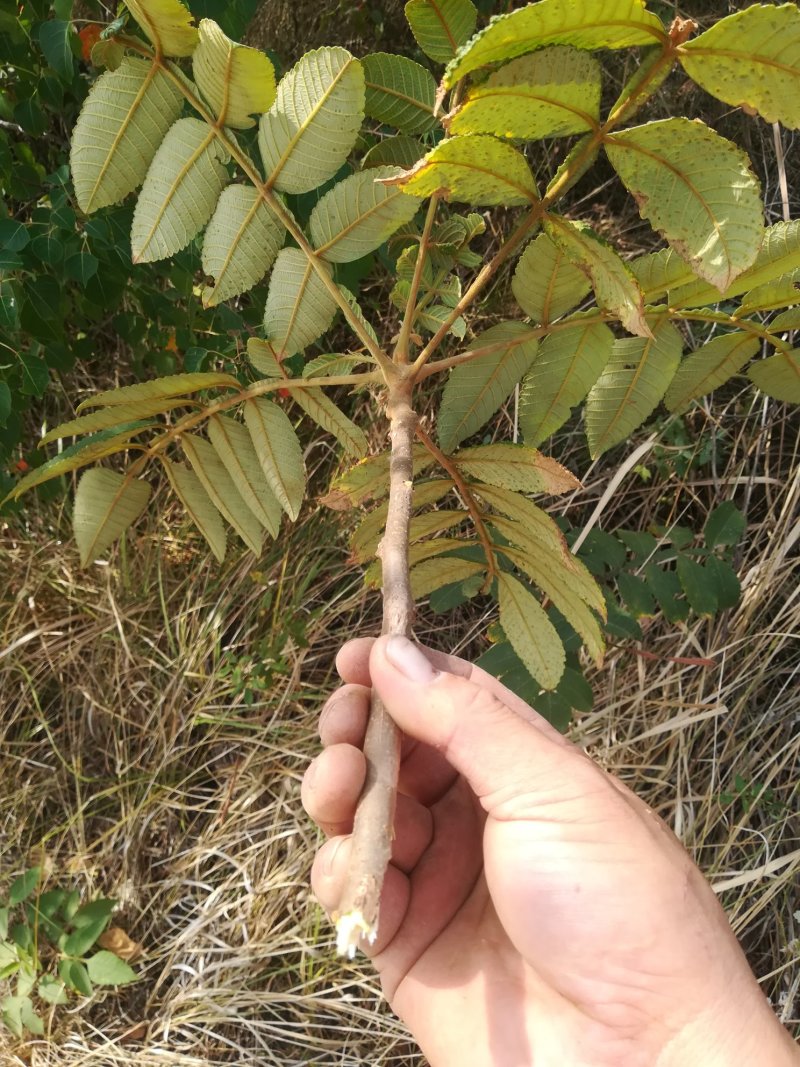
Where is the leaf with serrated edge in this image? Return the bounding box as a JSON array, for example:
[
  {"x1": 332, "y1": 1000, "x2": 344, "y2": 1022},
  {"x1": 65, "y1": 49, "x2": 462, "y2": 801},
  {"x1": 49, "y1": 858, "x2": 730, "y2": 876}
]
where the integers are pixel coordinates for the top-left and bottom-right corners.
[
  {"x1": 291, "y1": 388, "x2": 368, "y2": 459},
  {"x1": 748, "y1": 349, "x2": 800, "y2": 403},
  {"x1": 163, "y1": 458, "x2": 226, "y2": 561},
  {"x1": 498, "y1": 571, "x2": 565, "y2": 690},
  {"x1": 310, "y1": 167, "x2": 420, "y2": 263},
  {"x1": 605, "y1": 118, "x2": 763, "y2": 291},
  {"x1": 438, "y1": 322, "x2": 538, "y2": 452},
  {"x1": 365, "y1": 536, "x2": 469, "y2": 587},
  {"x1": 79, "y1": 372, "x2": 239, "y2": 411},
  {"x1": 362, "y1": 135, "x2": 426, "y2": 170},
  {"x1": 363, "y1": 53, "x2": 436, "y2": 134},
  {"x1": 586, "y1": 312, "x2": 682, "y2": 457},
  {"x1": 519, "y1": 314, "x2": 614, "y2": 444},
  {"x1": 443, "y1": 0, "x2": 666, "y2": 87},
  {"x1": 739, "y1": 268, "x2": 800, "y2": 313},
  {"x1": 630, "y1": 246, "x2": 699, "y2": 304},
  {"x1": 405, "y1": 0, "x2": 478, "y2": 63},
  {"x1": 513, "y1": 232, "x2": 591, "y2": 323},
  {"x1": 73, "y1": 469, "x2": 151, "y2": 566},
  {"x1": 246, "y1": 338, "x2": 282, "y2": 377},
  {"x1": 182, "y1": 434, "x2": 264, "y2": 554},
  {"x1": 385, "y1": 134, "x2": 538, "y2": 207},
  {"x1": 208, "y1": 415, "x2": 281, "y2": 536},
  {"x1": 680, "y1": 4, "x2": 800, "y2": 130},
  {"x1": 664, "y1": 333, "x2": 759, "y2": 412},
  {"x1": 70, "y1": 57, "x2": 184, "y2": 213},
  {"x1": 411, "y1": 557, "x2": 485, "y2": 599},
  {"x1": 243, "y1": 398, "x2": 305, "y2": 519},
  {"x1": 42, "y1": 398, "x2": 189, "y2": 445},
  {"x1": 259, "y1": 47, "x2": 365, "y2": 195},
  {"x1": 263, "y1": 248, "x2": 339, "y2": 358},
  {"x1": 202, "y1": 186, "x2": 285, "y2": 306},
  {"x1": 472, "y1": 482, "x2": 573, "y2": 559},
  {"x1": 545, "y1": 216, "x2": 649, "y2": 337},
  {"x1": 126, "y1": 0, "x2": 198, "y2": 56},
  {"x1": 192, "y1": 19, "x2": 275, "y2": 129},
  {"x1": 448, "y1": 47, "x2": 601, "y2": 141},
  {"x1": 456, "y1": 443, "x2": 580, "y2": 495},
  {"x1": 302, "y1": 353, "x2": 368, "y2": 377},
  {"x1": 132, "y1": 118, "x2": 228, "y2": 263}
]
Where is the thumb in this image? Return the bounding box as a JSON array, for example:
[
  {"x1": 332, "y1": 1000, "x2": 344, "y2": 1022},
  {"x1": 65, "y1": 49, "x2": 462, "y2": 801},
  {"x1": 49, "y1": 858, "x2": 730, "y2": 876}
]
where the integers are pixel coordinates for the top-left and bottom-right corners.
[{"x1": 369, "y1": 635, "x2": 584, "y2": 810}]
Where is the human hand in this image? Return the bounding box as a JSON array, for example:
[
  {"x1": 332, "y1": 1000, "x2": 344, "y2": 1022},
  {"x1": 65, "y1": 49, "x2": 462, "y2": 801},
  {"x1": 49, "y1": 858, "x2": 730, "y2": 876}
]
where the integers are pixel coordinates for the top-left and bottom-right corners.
[{"x1": 303, "y1": 636, "x2": 798, "y2": 1067}]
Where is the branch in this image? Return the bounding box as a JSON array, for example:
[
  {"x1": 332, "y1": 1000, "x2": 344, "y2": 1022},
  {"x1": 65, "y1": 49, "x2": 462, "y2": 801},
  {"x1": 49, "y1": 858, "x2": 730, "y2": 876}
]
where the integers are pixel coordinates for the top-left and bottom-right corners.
[
  {"x1": 335, "y1": 385, "x2": 417, "y2": 956},
  {"x1": 393, "y1": 193, "x2": 440, "y2": 364}
]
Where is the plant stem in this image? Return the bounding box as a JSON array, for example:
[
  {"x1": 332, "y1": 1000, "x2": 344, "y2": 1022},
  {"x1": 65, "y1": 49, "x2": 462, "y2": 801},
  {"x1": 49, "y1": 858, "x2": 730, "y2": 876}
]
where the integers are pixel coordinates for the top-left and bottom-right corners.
[
  {"x1": 334, "y1": 385, "x2": 417, "y2": 957},
  {"x1": 394, "y1": 194, "x2": 440, "y2": 364}
]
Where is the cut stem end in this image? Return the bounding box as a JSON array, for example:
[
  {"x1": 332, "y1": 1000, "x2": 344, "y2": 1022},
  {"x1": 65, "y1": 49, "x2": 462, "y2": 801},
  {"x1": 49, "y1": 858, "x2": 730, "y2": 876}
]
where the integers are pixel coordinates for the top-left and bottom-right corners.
[{"x1": 335, "y1": 910, "x2": 377, "y2": 959}]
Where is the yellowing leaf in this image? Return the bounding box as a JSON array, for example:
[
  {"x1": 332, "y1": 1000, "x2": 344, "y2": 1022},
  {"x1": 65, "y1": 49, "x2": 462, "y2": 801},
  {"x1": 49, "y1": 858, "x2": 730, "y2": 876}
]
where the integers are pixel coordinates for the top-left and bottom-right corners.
[
  {"x1": 70, "y1": 57, "x2": 184, "y2": 214},
  {"x1": 126, "y1": 0, "x2": 199, "y2": 57},
  {"x1": 512, "y1": 232, "x2": 591, "y2": 323},
  {"x1": 519, "y1": 314, "x2": 614, "y2": 444},
  {"x1": 73, "y1": 469, "x2": 151, "y2": 566},
  {"x1": 309, "y1": 167, "x2": 420, "y2": 263},
  {"x1": 680, "y1": 4, "x2": 800, "y2": 129},
  {"x1": 443, "y1": 0, "x2": 666, "y2": 87},
  {"x1": 472, "y1": 481, "x2": 572, "y2": 559},
  {"x1": 497, "y1": 571, "x2": 565, "y2": 690},
  {"x1": 291, "y1": 388, "x2": 368, "y2": 459},
  {"x1": 387, "y1": 134, "x2": 538, "y2": 206},
  {"x1": 78, "y1": 372, "x2": 240, "y2": 411},
  {"x1": 262, "y1": 248, "x2": 339, "y2": 359},
  {"x1": 605, "y1": 118, "x2": 763, "y2": 291},
  {"x1": 322, "y1": 446, "x2": 435, "y2": 509},
  {"x1": 182, "y1": 434, "x2": 264, "y2": 555},
  {"x1": 748, "y1": 349, "x2": 800, "y2": 403},
  {"x1": 586, "y1": 312, "x2": 682, "y2": 457},
  {"x1": 455, "y1": 443, "x2": 580, "y2": 494},
  {"x1": 192, "y1": 19, "x2": 276, "y2": 129},
  {"x1": 364, "y1": 536, "x2": 469, "y2": 587},
  {"x1": 438, "y1": 322, "x2": 539, "y2": 452},
  {"x1": 664, "y1": 333, "x2": 759, "y2": 412},
  {"x1": 202, "y1": 185, "x2": 285, "y2": 306},
  {"x1": 545, "y1": 216, "x2": 649, "y2": 337},
  {"x1": 410, "y1": 557, "x2": 485, "y2": 599},
  {"x1": 405, "y1": 0, "x2": 478, "y2": 64},
  {"x1": 362, "y1": 52, "x2": 437, "y2": 134},
  {"x1": 131, "y1": 118, "x2": 228, "y2": 263},
  {"x1": 163, "y1": 458, "x2": 226, "y2": 561},
  {"x1": 243, "y1": 397, "x2": 306, "y2": 520},
  {"x1": 351, "y1": 482, "x2": 459, "y2": 562},
  {"x1": 259, "y1": 47, "x2": 365, "y2": 195},
  {"x1": 448, "y1": 47, "x2": 601, "y2": 141},
  {"x1": 207, "y1": 415, "x2": 282, "y2": 536}
]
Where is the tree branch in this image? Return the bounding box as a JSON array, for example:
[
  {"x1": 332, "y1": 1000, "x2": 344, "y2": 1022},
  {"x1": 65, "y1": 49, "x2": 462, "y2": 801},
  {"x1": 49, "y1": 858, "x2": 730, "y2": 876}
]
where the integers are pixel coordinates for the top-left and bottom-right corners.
[{"x1": 393, "y1": 193, "x2": 440, "y2": 365}]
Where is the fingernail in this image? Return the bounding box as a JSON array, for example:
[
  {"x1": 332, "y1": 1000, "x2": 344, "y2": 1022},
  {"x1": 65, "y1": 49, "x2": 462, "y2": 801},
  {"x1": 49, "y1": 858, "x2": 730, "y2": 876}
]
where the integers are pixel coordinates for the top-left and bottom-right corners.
[{"x1": 385, "y1": 636, "x2": 438, "y2": 683}]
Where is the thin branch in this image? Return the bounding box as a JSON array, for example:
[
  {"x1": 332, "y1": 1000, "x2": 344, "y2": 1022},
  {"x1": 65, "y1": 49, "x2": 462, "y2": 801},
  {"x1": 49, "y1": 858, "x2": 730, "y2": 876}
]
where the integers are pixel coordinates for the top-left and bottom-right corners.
[
  {"x1": 335, "y1": 385, "x2": 417, "y2": 956},
  {"x1": 394, "y1": 194, "x2": 440, "y2": 364}
]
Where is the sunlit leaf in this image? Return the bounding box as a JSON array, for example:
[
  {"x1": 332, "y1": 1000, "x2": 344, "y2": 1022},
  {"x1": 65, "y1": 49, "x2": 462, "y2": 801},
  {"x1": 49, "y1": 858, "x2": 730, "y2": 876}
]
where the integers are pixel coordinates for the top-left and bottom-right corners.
[
  {"x1": 747, "y1": 349, "x2": 800, "y2": 403},
  {"x1": 243, "y1": 398, "x2": 306, "y2": 520},
  {"x1": 126, "y1": 0, "x2": 199, "y2": 56},
  {"x1": 182, "y1": 433, "x2": 264, "y2": 554},
  {"x1": 192, "y1": 18, "x2": 275, "y2": 129},
  {"x1": 497, "y1": 571, "x2": 565, "y2": 690},
  {"x1": 291, "y1": 388, "x2": 369, "y2": 458},
  {"x1": 73, "y1": 469, "x2": 151, "y2": 565},
  {"x1": 322, "y1": 446, "x2": 435, "y2": 508},
  {"x1": 455, "y1": 443, "x2": 580, "y2": 494},
  {"x1": 512, "y1": 232, "x2": 591, "y2": 323},
  {"x1": 202, "y1": 185, "x2": 285, "y2": 306},
  {"x1": 738, "y1": 268, "x2": 800, "y2": 313},
  {"x1": 263, "y1": 247, "x2": 339, "y2": 359},
  {"x1": 85, "y1": 951, "x2": 137, "y2": 986},
  {"x1": 163, "y1": 458, "x2": 227, "y2": 561},
  {"x1": 664, "y1": 333, "x2": 759, "y2": 412},
  {"x1": 405, "y1": 0, "x2": 478, "y2": 63},
  {"x1": 362, "y1": 52, "x2": 436, "y2": 134},
  {"x1": 79, "y1": 372, "x2": 239, "y2": 411},
  {"x1": 472, "y1": 481, "x2": 572, "y2": 558},
  {"x1": 41, "y1": 398, "x2": 189, "y2": 445},
  {"x1": 207, "y1": 415, "x2": 282, "y2": 536}
]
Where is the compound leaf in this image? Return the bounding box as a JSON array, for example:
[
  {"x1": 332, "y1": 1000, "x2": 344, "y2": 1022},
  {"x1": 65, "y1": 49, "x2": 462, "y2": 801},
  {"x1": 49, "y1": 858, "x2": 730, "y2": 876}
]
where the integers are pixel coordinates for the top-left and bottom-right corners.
[
  {"x1": 664, "y1": 333, "x2": 759, "y2": 412},
  {"x1": 472, "y1": 481, "x2": 571, "y2": 558},
  {"x1": 405, "y1": 0, "x2": 478, "y2": 63},
  {"x1": 70, "y1": 57, "x2": 184, "y2": 213},
  {"x1": 410, "y1": 556, "x2": 485, "y2": 599},
  {"x1": 362, "y1": 52, "x2": 437, "y2": 134},
  {"x1": 263, "y1": 248, "x2": 339, "y2": 358},
  {"x1": 182, "y1": 433, "x2": 264, "y2": 554},
  {"x1": 747, "y1": 349, "x2": 800, "y2": 403},
  {"x1": 512, "y1": 232, "x2": 591, "y2": 323},
  {"x1": 291, "y1": 388, "x2": 368, "y2": 459},
  {"x1": 73, "y1": 469, "x2": 151, "y2": 565},
  {"x1": 163, "y1": 458, "x2": 227, "y2": 562},
  {"x1": 202, "y1": 185, "x2": 285, "y2": 306},
  {"x1": 126, "y1": 0, "x2": 199, "y2": 56},
  {"x1": 41, "y1": 398, "x2": 187, "y2": 445},
  {"x1": 243, "y1": 398, "x2": 306, "y2": 520},
  {"x1": 497, "y1": 571, "x2": 565, "y2": 690},
  {"x1": 192, "y1": 18, "x2": 276, "y2": 129},
  {"x1": 79, "y1": 372, "x2": 239, "y2": 411},
  {"x1": 455, "y1": 443, "x2": 580, "y2": 494},
  {"x1": 207, "y1": 415, "x2": 282, "y2": 536}
]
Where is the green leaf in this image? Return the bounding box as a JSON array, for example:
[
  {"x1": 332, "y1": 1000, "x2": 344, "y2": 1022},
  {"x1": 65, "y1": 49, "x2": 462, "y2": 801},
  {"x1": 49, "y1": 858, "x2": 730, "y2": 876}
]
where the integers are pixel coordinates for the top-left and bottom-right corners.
[
  {"x1": 364, "y1": 534, "x2": 468, "y2": 588},
  {"x1": 519, "y1": 314, "x2": 614, "y2": 444},
  {"x1": 38, "y1": 19, "x2": 74, "y2": 79},
  {"x1": 676, "y1": 556, "x2": 718, "y2": 616},
  {"x1": 38, "y1": 975, "x2": 68, "y2": 1006},
  {"x1": 354, "y1": 503, "x2": 465, "y2": 564},
  {"x1": 207, "y1": 415, "x2": 282, "y2": 536},
  {"x1": 192, "y1": 18, "x2": 275, "y2": 129},
  {"x1": 405, "y1": 0, "x2": 478, "y2": 63},
  {"x1": 585, "y1": 313, "x2": 682, "y2": 457},
  {"x1": 410, "y1": 556, "x2": 485, "y2": 599},
  {"x1": 182, "y1": 434, "x2": 264, "y2": 554},
  {"x1": 664, "y1": 333, "x2": 759, "y2": 413},
  {"x1": 259, "y1": 47, "x2": 365, "y2": 195},
  {"x1": 9, "y1": 868, "x2": 40, "y2": 906},
  {"x1": 544, "y1": 217, "x2": 649, "y2": 337},
  {"x1": 497, "y1": 571, "x2": 565, "y2": 690},
  {"x1": 512, "y1": 232, "x2": 591, "y2": 323},
  {"x1": 246, "y1": 338, "x2": 282, "y2": 378},
  {"x1": 70, "y1": 57, "x2": 184, "y2": 214},
  {"x1": 643, "y1": 562, "x2": 688, "y2": 624},
  {"x1": 323, "y1": 446, "x2": 435, "y2": 508},
  {"x1": 309, "y1": 167, "x2": 419, "y2": 263},
  {"x1": 0, "y1": 219, "x2": 30, "y2": 252},
  {"x1": 704, "y1": 556, "x2": 741, "y2": 610},
  {"x1": 40, "y1": 398, "x2": 190, "y2": 445},
  {"x1": 125, "y1": 0, "x2": 199, "y2": 57},
  {"x1": 0, "y1": 383, "x2": 11, "y2": 429},
  {"x1": 362, "y1": 135, "x2": 426, "y2": 170},
  {"x1": 605, "y1": 118, "x2": 763, "y2": 291},
  {"x1": 448, "y1": 47, "x2": 601, "y2": 140},
  {"x1": 58, "y1": 958, "x2": 93, "y2": 997},
  {"x1": 73, "y1": 469, "x2": 151, "y2": 566},
  {"x1": 704, "y1": 500, "x2": 746, "y2": 549},
  {"x1": 64, "y1": 251, "x2": 100, "y2": 285},
  {"x1": 631, "y1": 246, "x2": 700, "y2": 304},
  {"x1": 443, "y1": 0, "x2": 666, "y2": 87},
  {"x1": 0, "y1": 279, "x2": 20, "y2": 332},
  {"x1": 19, "y1": 353, "x2": 50, "y2": 397},
  {"x1": 438, "y1": 322, "x2": 539, "y2": 452},
  {"x1": 748, "y1": 349, "x2": 800, "y2": 403},
  {"x1": 0, "y1": 909, "x2": 7, "y2": 940},
  {"x1": 263, "y1": 248, "x2": 339, "y2": 359},
  {"x1": 739, "y1": 268, "x2": 800, "y2": 313},
  {"x1": 617, "y1": 571, "x2": 656, "y2": 617},
  {"x1": 362, "y1": 52, "x2": 436, "y2": 134},
  {"x1": 389, "y1": 134, "x2": 538, "y2": 206},
  {"x1": 131, "y1": 118, "x2": 229, "y2": 263},
  {"x1": 472, "y1": 481, "x2": 572, "y2": 558},
  {"x1": 201, "y1": 185, "x2": 285, "y2": 306},
  {"x1": 243, "y1": 398, "x2": 305, "y2": 520},
  {"x1": 302, "y1": 353, "x2": 368, "y2": 378},
  {"x1": 291, "y1": 388, "x2": 368, "y2": 459},
  {"x1": 771, "y1": 308, "x2": 800, "y2": 331},
  {"x1": 163, "y1": 459, "x2": 227, "y2": 561},
  {"x1": 2, "y1": 995, "x2": 43, "y2": 1037},
  {"x1": 679, "y1": 4, "x2": 800, "y2": 129},
  {"x1": 79, "y1": 372, "x2": 240, "y2": 411},
  {"x1": 86, "y1": 950, "x2": 137, "y2": 986},
  {"x1": 455, "y1": 443, "x2": 580, "y2": 495}
]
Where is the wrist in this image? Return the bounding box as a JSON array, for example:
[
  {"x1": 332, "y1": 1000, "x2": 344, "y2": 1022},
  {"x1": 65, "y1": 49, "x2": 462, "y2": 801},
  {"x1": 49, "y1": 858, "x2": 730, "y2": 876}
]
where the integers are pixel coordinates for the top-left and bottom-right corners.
[{"x1": 661, "y1": 991, "x2": 798, "y2": 1067}]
